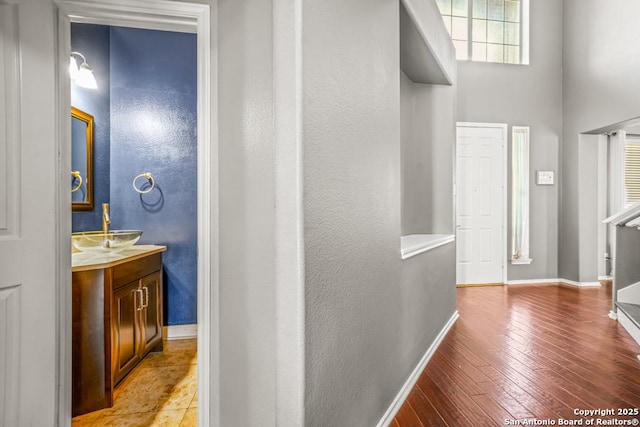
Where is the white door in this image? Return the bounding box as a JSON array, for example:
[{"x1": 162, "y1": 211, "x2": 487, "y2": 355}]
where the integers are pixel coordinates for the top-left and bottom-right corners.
[
  {"x1": 456, "y1": 123, "x2": 506, "y2": 285},
  {"x1": 0, "y1": 3, "x2": 61, "y2": 425}
]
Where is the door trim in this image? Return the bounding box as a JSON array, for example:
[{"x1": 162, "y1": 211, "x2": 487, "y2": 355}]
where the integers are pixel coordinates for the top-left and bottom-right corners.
[
  {"x1": 54, "y1": 2, "x2": 218, "y2": 426},
  {"x1": 456, "y1": 122, "x2": 508, "y2": 284}
]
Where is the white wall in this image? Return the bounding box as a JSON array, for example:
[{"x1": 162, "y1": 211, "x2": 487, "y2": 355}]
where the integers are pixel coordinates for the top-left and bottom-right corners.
[
  {"x1": 457, "y1": 0, "x2": 563, "y2": 281},
  {"x1": 302, "y1": 0, "x2": 456, "y2": 425},
  {"x1": 560, "y1": 0, "x2": 640, "y2": 282},
  {"x1": 217, "y1": 0, "x2": 277, "y2": 425}
]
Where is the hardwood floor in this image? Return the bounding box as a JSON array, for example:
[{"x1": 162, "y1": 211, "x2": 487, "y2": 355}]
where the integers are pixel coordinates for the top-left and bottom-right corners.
[{"x1": 393, "y1": 283, "x2": 640, "y2": 426}]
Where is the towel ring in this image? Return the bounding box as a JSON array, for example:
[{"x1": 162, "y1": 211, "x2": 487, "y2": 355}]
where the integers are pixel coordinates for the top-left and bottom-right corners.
[
  {"x1": 133, "y1": 172, "x2": 155, "y2": 194},
  {"x1": 71, "y1": 171, "x2": 83, "y2": 193}
]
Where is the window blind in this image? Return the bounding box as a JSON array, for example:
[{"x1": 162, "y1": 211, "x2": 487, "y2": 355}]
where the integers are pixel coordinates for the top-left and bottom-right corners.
[{"x1": 624, "y1": 139, "x2": 640, "y2": 206}]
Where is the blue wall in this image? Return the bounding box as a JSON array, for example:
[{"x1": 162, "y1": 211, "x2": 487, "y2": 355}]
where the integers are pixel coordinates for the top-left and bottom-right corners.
[
  {"x1": 71, "y1": 23, "x2": 110, "y2": 232},
  {"x1": 109, "y1": 27, "x2": 198, "y2": 326},
  {"x1": 70, "y1": 25, "x2": 197, "y2": 326}
]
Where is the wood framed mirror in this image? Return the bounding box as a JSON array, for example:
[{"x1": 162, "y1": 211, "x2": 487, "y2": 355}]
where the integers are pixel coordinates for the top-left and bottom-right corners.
[{"x1": 71, "y1": 106, "x2": 94, "y2": 211}]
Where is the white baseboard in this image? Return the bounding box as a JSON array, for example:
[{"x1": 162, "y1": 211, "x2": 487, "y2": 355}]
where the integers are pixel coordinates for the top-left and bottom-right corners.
[
  {"x1": 163, "y1": 324, "x2": 197, "y2": 340},
  {"x1": 559, "y1": 279, "x2": 601, "y2": 288},
  {"x1": 618, "y1": 310, "x2": 640, "y2": 347},
  {"x1": 599, "y1": 276, "x2": 613, "y2": 281},
  {"x1": 505, "y1": 278, "x2": 560, "y2": 285},
  {"x1": 505, "y1": 278, "x2": 602, "y2": 287},
  {"x1": 376, "y1": 311, "x2": 460, "y2": 427}
]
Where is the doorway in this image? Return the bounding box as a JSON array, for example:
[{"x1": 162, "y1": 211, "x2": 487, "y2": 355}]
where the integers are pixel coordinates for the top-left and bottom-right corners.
[
  {"x1": 455, "y1": 122, "x2": 507, "y2": 285},
  {"x1": 70, "y1": 22, "x2": 199, "y2": 424},
  {"x1": 56, "y1": 2, "x2": 216, "y2": 426}
]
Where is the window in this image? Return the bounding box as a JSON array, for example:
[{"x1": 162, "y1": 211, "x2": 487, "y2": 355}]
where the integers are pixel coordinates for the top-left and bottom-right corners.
[
  {"x1": 624, "y1": 137, "x2": 640, "y2": 206},
  {"x1": 511, "y1": 126, "x2": 531, "y2": 264},
  {"x1": 435, "y1": 0, "x2": 529, "y2": 64}
]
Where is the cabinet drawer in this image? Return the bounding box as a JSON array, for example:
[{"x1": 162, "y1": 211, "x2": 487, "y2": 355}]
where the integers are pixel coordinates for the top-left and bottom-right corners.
[{"x1": 112, "y1": 253, "x2": 162, "y2": 290}]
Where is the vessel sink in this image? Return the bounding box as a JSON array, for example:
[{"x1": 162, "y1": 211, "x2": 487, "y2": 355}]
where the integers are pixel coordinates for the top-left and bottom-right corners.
[{"x1": 72, "y1": 230, "x2": 143, "y2": 253}]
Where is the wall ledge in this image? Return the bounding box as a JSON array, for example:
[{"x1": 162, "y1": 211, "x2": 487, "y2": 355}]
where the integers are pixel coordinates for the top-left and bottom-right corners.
[
  {"x1": 399, "y1": 0, "x2": 455, "y2": 85},
  {"x1": 401, "y1": 234, "x2": 455, "y2": 260}
]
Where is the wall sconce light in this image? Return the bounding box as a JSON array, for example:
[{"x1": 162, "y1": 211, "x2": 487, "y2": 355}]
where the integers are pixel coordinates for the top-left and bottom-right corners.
[{"x1": 69, "y1": 51, "x2": 98, "y2": 89}]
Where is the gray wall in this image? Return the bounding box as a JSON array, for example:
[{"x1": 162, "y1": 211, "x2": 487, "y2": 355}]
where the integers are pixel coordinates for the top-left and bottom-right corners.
[
  {"x1": 457, "y1": 0, "x2": 563, "y2": 281},
  {"x1": 561, "y1": 0, "x2": 640, "y2": 282},
  {"x1": 21, "y1": 0, "x2": 456, "y2": 424},
  {"x1": 302, "y1": 0, "x2": 456, "y2": 425},
  {"x1": 613, "y1": 226, "x2": 640, "y2": 291},
  {"x1": 401, "y1": 71, "x2": 456, "y2": 236}
]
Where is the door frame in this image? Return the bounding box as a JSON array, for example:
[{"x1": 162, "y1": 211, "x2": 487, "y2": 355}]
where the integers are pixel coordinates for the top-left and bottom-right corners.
[
  {"x1": 455, "y1": 122, "x2": 508, "y2": 284},
  {"x1": 54, "y1": 1, "x2": 218, "y2": 425}
]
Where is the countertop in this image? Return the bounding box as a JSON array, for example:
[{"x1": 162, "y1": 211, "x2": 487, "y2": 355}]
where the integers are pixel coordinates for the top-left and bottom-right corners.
[{"x1": 72, "y1": 244, "x2": 167, "y2": 272}]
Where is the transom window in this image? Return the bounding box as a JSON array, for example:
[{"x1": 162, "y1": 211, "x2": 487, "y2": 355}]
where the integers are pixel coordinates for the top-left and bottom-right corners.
[{"x1": 435, "y1": 0, "x2": 529, "y2": 64}]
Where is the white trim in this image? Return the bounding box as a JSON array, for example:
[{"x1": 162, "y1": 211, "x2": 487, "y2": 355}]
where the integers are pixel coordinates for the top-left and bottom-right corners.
[
  {"x1": 511, "y1": 126, "x2": 531, "y2": 264},
  {"x1": 376, "y1": 311, "x2": 459, "y2": 427},
  {"x1": 164, "y1": 324, "x2": 198, "y2": 340},
  {"x1": 273, "y1": 0, "x2": 305, "y2": 423},
  {"x1": 56, "y1": 10, "x2": 74, "y2": 426},
  {"x1": 401, "y1": 234, "x2": 455, "y2": 260},
  {"x1": 456, "y1": 122, "x2": 508, "y2": 284},
  {"x1": 510, "y1": 258, "x2": 532, "y2": 265},
  {"x1": 559, "y1": 279, "x2": 601, "y2": 288},
  {"x1": 56, "y1": 0, "x2": 204, "y2": 33},
  {"x1": 618, "y1": 309, "x2": 640, "y2": 347},
  {"x1": 505, "y1": 278, "x2": 603, "y2": 287},
  {"x1": 597, "y1": 134, "x2": 608, "y2": 278},
  {"x1": 624, "y1": 216, "x2": 640, "y2": 228},
  {"x1": 520, "y1": 0, "x2": 530, "y2": 64},
  {"x1": 599, "y1": 275, "x2": 613, "y2": 281},
  {"x1": 54, "y1": 2, "x2": 217, "y2": 426},
  {"x1": 0, "y1": 2, "x2": 20, "y2": 239},
  {"x1": 603, "y1": 202, "x2": 640, "y2": 226},
  {"x1": 505, "y1": 278, "x2": 559, "y2": 285},
  {"x1": 457, "y1": 122, "x2": 508, "y2": 129}
]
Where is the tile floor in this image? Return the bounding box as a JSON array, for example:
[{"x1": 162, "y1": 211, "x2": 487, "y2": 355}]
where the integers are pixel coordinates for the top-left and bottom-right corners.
[{"x1": 72, "y1": 339, "x2": 198, "y2": 427}]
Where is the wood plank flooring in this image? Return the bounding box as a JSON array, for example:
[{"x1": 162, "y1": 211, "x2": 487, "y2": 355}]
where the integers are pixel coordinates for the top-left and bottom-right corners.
[{"x1": 393, "y1": 283, "x2": 640, "y2": 426}]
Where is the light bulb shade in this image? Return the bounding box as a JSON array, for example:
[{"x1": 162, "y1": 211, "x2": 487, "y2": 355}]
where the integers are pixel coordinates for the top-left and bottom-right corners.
[
  {"x1": 69, "y1": 56, "x2": 79, "y2": 79},
  {"x1": 76, "y1": 63, "x2": 97, "y2": 89}
]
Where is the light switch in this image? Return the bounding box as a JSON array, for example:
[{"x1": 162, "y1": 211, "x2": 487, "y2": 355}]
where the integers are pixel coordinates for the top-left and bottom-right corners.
[{"x1": 536, "y1": 170, "x2": 554, "y2": 185}]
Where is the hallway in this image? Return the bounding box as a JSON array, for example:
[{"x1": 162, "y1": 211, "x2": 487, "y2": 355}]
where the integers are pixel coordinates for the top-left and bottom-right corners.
[{"x1": 394, "y1": 283, "x2": 640, "y2": 426}]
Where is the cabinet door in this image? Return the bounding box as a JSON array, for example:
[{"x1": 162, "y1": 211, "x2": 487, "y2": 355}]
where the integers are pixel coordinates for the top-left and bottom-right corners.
[
  {"x1": 112, "y1": 280, "x2": 142, "y2": 384},
  {"x1": 139, "y1": 271, "x2": 163, "y2": 356}
]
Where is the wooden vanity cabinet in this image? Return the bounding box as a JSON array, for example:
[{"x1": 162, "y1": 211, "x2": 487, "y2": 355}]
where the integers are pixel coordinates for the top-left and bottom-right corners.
[
  {"x1": 72, "y1": 248, "x2": 165, "y2": 417},
  {"x1": 112, "y1": 270, "x2": 163, "y2": 384}
]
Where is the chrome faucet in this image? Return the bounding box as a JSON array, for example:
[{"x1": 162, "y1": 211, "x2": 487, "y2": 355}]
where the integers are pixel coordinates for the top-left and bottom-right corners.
[{"x1": 102, "y1": 203, "x2": 111, "y2": 233}]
